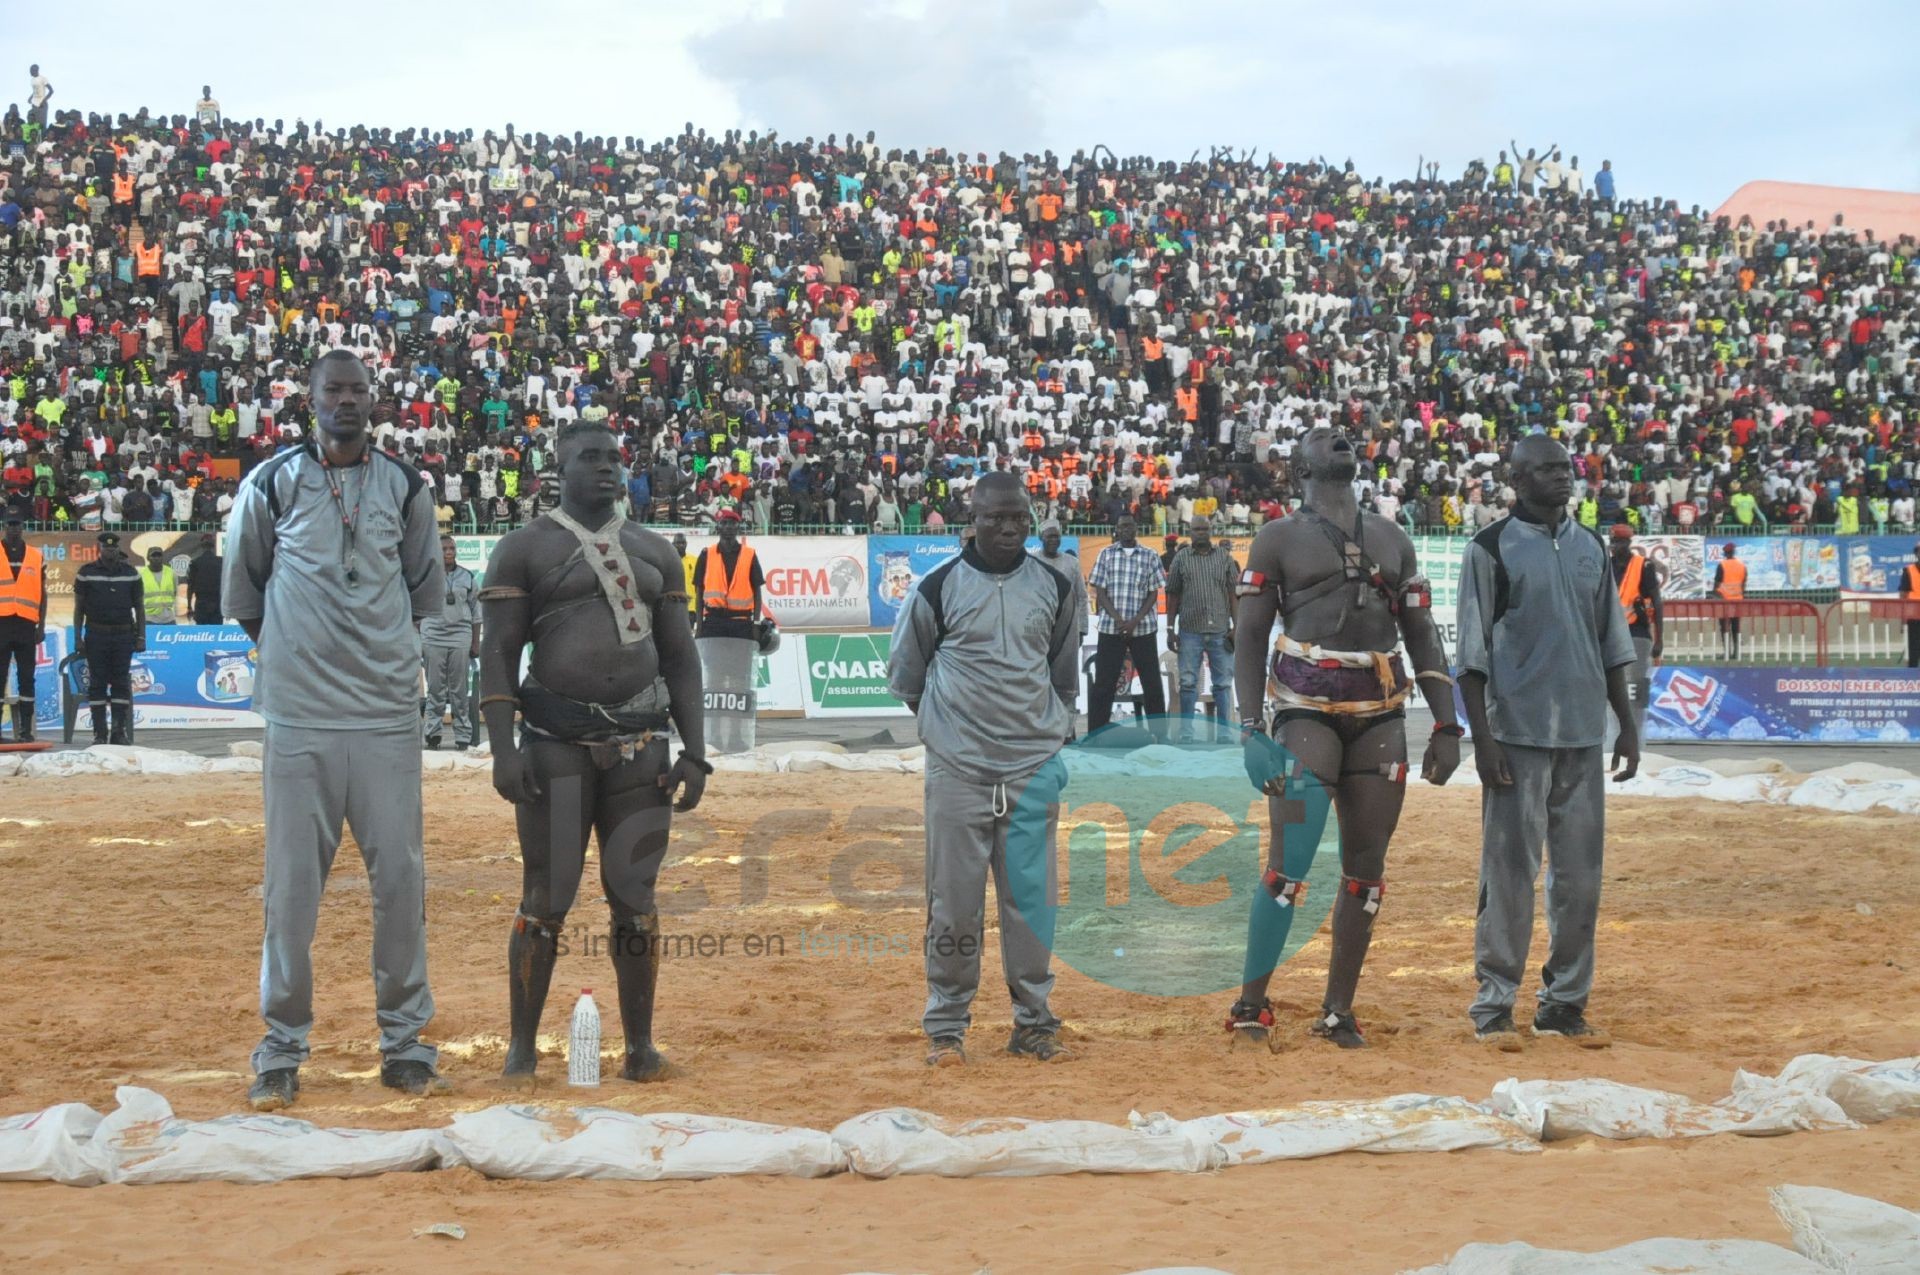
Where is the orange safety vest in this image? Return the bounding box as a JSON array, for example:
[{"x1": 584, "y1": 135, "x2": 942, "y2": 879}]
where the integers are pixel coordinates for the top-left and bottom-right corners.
[
  {"x1": 0, "y1": 545, "x2": 44, "y2": 624},
  {"x1": 136, "y1": 243, "x2": 162, "y2": 277},
  {"x1": 1616, "y1": 553, "x2": 1650, "y2": 627},
  {"x1": 701, "y1": 544, "x2": 757, "y2": 614},
  {"x1": 1716, "y1": 558, "x2": 1747, "y2": 600},
  {"x1": 112, "y1": 174, "x2": 134, "y2": 204},
  {"x1": 1141, "y1": 336, "x2": 1164, "y2": 361},
  {"x1": 1907, "y1": 564, "x2": 1920, "y2": 596}
]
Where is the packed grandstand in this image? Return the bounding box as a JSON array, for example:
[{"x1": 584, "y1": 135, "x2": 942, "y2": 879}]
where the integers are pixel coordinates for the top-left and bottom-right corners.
[{"x1": 1, "y1": 93, "x2": 1915, "y2": 539}]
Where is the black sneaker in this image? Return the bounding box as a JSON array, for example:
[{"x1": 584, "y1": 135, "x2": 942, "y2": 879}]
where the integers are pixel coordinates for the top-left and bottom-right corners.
[
  {"x1": 924, "y1": 1035, "x2": 967, "y2": 1068},
  {"x1": 1310, "y1": 1009, "x2": 1367, "y2": 1049},
  {"x1": 454, "y1": 739, "x2": 474, "y2": 750},
  {"x1": 1475, "y1": 1012, "x2": 1524, "y2": 1052},
  {"x1": 1532, "y1": 1003, "x2": 1611, "y2": 1048},
  {"x1": 1006, "y1": 1025, "x2": 1073, "y2": 1062},
  {"x1": 248, "y1": 1067, "x2": 299, "y2": 1111},
  {"x1": 423, "y1": 736, "x2": 442, "y2": 751},
  {"x1": 380, "y1": 1058, "x2": 453, "y2": 1096}
]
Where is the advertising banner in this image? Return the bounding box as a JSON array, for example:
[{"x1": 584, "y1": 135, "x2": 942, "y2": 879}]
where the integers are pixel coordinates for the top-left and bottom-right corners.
[
  {"x1": 867, "y1": 534, "x2": 1082, "y2": 628},
  {"x1": 1839, "y1": 536, "x2": 1919, "y2": 594},
  {"x1": 28, "y1": 530, "x2": 206, "y2": 624},
  {"x1": 124, "y1": 624, "x2": 263, "y2": 729},
  {"x1": 754, "y1": 640, "x2": 807, "y2": 714},
  {"x1": 2, "y1": 628, "x2": 70, "y2": 733},
  {"x1": 1647, "y1": 665, "x2": 1920, "y2": 744},
  {"x1": 801, "y1": 632, "x2": 911, "y2": 718},
  {"x1": 456, "y1": 532, "x2": 870, "y2": 629},
  {"x1": 1703, "y1": 538, "x2": 1842, "y2": 592}
]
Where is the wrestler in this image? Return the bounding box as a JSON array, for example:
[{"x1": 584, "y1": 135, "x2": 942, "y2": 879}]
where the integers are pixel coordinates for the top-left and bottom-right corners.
[
  {"x1": 1228, "y1": 426, "x2": 1461, "y2": 1049},
  {"x1": 478, "y1": 422, "x2": 709, "y2": 1083}
]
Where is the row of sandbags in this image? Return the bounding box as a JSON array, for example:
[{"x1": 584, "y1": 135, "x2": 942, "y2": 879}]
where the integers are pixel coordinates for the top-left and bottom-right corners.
[
  {"x1": 2, "y1": 1054, "x2": 1912, "y2": 1188},
  {"x1": 5, "y1": 739, "x2": 1920, "y2": 814}
]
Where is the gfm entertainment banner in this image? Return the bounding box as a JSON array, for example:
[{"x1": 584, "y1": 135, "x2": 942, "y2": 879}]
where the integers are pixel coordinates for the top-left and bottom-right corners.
[
  {"x1": 1647, "y1": 666, "x2": 1920, "y2": 744},
  {"x1": 456, "y1": 533, "x2": 870, "y2": 629}
]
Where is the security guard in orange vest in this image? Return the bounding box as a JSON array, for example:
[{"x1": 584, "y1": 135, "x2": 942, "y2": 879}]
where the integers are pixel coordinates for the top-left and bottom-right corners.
[
  {"x1": 72, "y1": 530, "x2": 145, "y2": 745},
  {"x1": 1901, "y1": 542, "x2": 1920, "y2": 668},
  {"x1": 694, "y1": 508, "x2": 763, "y2": 639},
  {"x1": 0, "y1": 513, "x2": 47, "y2": 742},
  {"x1": 1711, "y1": 542, "x2": 1747, "y2": 661},
  {"x1": 1608, "y1": 525, "x2": 1663, "y2": 741}
]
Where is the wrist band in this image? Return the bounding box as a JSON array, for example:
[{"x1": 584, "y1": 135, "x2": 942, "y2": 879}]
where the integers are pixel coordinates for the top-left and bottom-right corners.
[
  {"x1": 680, "y1": 751, "x2": 714, "y2": 775},
  {"x1": 479, "y1": 694, "x2": 520, "y2": 709},
  {"x1": 1432, "y1": 723, "x2": 1465, "y2": 738},
  {"x1": 1416, "y1": 670, "x2": 1457, "y2": 686}
]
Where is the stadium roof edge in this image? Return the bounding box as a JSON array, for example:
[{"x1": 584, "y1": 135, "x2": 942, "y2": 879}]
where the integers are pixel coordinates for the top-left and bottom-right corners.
[{"x1": 1712, "y1": 179, "x2": 1920, "y2": 243}]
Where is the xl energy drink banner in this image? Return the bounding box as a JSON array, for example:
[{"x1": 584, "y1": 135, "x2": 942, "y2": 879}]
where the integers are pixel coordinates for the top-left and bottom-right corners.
[{"x1": 1647, "y1": 666, "x2": 1920, "y2": 744}]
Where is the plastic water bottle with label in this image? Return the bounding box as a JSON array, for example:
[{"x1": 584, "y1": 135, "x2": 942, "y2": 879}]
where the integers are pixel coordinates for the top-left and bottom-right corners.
[{"x1": 568, "y1": 989, "x2": 601, "y2": 1087}]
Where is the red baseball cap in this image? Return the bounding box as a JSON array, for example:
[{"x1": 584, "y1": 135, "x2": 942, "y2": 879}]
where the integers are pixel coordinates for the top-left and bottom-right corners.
[{"x1": 716, "y1": 508, "x2": 742, "y2": 523}]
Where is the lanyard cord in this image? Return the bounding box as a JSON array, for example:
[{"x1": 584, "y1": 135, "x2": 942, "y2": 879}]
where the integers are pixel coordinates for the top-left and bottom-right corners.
[{"x1": 319, "y1": 446, "x2": 368, "y2": 580}]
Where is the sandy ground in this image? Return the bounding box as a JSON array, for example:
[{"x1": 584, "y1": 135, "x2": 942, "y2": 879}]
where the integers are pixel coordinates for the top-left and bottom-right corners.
[{"x1": 0, "y1": 771, "x2": 1916, "y2": 1273}]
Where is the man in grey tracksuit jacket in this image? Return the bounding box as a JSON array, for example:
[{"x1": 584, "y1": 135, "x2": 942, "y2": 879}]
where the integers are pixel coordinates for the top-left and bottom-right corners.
[{"x1": 888, "y1": 538, "x2": 1080, "y2": 1060}]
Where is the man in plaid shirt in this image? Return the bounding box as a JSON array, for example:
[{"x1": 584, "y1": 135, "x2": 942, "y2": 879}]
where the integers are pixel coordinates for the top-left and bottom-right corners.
[{"x1": 1088, "y1": 515, "x2": 1167, "y2": 734}]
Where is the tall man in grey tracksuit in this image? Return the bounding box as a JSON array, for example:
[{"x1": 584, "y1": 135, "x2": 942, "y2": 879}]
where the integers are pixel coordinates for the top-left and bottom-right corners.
[
  {"x1": 223, "y1": 350, "x2": 451, "y2": 1110},
  {"x1": 888, "y1": 472, "x2": 1081, "y2": 1067},
  {"x1": 421, "y1": 535, "x2": 480, "y2": 749},
  {"x1": 1456, "y1": 435, "x2": 1640, "y2": 1050}
]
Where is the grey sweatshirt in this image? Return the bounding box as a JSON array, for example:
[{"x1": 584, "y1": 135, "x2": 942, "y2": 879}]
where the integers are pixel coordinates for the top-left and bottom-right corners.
[
  {"x1": 222, "y1": 444, "x2": 445, "y2": 730},
  {"x1": 888, "y1": 545, "x2": 1080, "y2": 784}
]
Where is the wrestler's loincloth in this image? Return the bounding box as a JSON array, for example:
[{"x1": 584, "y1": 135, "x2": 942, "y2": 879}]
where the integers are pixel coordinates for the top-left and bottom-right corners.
[
  {"x1": 519, "y1": 673, "x2": 672, "y2": 769},
  {"x1": 1267, "y1": 634, "x2": 1411, "y2": 720}
]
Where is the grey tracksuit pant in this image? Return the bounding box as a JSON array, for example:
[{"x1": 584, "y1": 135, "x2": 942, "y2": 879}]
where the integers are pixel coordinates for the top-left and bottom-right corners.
[
  {"x1": 922, "y1": 754, "x2": 1061, "y2": 1040},
  {"x1": 421, "y1": 645, "x2": 473, "y2": 743},
  {"x1": 1471, "y1": 743, "x2": 1605, "y2": 1028},
  {"x1": 254, "y1": 723, "x2": 437, "y2": 1074}
]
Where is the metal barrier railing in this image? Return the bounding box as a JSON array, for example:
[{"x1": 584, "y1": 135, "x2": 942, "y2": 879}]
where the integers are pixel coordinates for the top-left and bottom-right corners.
[
  {"x1": 1824, "y1": 599, "x2": 1920, "y2": 666},
  {"x1": 1659, "y1": 600, "x2": 1827, "y2": 665}
]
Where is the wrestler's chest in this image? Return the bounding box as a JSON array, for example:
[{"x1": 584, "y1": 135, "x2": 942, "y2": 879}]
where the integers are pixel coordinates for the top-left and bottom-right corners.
[{"x1": 540, "y1": 539, "x2": 667, "y2": 604}]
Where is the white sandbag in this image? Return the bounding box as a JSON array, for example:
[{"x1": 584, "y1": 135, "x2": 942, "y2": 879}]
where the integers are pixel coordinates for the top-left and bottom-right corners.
[
  {"x1": 1805, "y1": 761, "x2": 1916, "y2": 785},
  {"x1": 1486, "y1": 1076, "x2": 1854, "y2": 1141},
  {"x1": 0, "y1": 1101, "x2": 106, "y2": 1186},
  {"x1": 1698, "y1": 755, "x2": 1793, "y2": 778},
  {"x1": 1404, "y1": 1237, "x2": 1820, "y2": 1274},
  {"x1": 90, "y1": 1086, "x2": 449, "y2": 1185},
  {"x1": 784, "y1": 750, "x2": 912, "y2": 773},
  {"x1": 443, "y1": 1104, "x2": 844, "y2": 1181},
  {"x1": 833, "y1": 1108, "x2": 1220, "y2": 1178},
  {"x1": 1787, "y1": 775, "x2": 1920, "y2": 814},
  {"x1": 1737, "y1": 1055, "x2": 1920, "y2": 1124},
  {"x1": 1166, "y1": 1094, "x2": 1538, "y2": 1164},
  {"x1": 20, "y1": 747, "x2": 144, "y2": 777},
  {"x1": 756, "y1": 739, "x2": 846, "y2": 756},
  {"x1": 1770, "y1": 1184, "x2": 1920, "y2": 1273},
  {"x1": 205, "y1": 756, "x2": 262, "y2": 774},
  {"x1": 713, "y1": 751, "x2": 783, "y2": 774},
  {"x1": 227, "y1": 740, "x2": 263, "y2": 758},
  {"x1": 0, "y1": 754, "x2": 25, "y2": 777}
]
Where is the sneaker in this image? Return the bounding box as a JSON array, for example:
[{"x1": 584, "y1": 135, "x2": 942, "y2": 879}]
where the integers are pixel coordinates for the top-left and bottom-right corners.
[
  {"x1": 1532, "y1": 1003, "x2": 1611, "y2": 1048},
  {"x1": 454, "y1": 739, "x2": 474, "y2": 751},
  {"x1": 1475, "y1": 1012, "x2": 1525, "y2": 1053},
  {"x1": 1309, "y1": 1009, "x2": 1367, "y2": 1050},
  {"x1": 1006, "y1": 1025, "x2": 1073, "y2": 1062},
  {"x1": 248, "y1": 1067, "x2": 299, "y2": 1111},
  {"x1": 423, "y1": 736, "x2": 442, "y2": 751},
  {"x1": 925, "y1": 1035, "x2": 967, "y2": 1068},
  {"x1": 380, "y1": 1058, "x2": 453, "y2": 1096}
]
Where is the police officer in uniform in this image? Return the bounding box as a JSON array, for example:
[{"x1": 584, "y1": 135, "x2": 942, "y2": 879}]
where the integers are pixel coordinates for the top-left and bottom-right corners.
[{"x1": 73, "y1": 531, "x2": 144, "y2": 745}]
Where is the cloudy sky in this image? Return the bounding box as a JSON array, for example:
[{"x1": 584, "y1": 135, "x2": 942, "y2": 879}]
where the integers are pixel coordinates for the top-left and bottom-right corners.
[{"x1": 11, "y1": 0, "x2": 1915, "y2": 208}]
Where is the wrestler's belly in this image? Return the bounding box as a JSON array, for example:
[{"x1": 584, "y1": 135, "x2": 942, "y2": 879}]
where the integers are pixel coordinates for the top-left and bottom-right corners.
[
  {"x1": 1279, "y1": 589, "x2": 1402, "y2": 652},
  {"x1": 527, "y1": 603, "x2": 662, "y2": 704}
]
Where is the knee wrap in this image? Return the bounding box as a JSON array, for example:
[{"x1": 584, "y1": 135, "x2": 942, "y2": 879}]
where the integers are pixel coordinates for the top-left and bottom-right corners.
[
  {"x1": 513, "y1": 910, "x2": 563, "y2": 940},
  {"x1": 1340, "y1": 877, "x2": 1386, "y2": 915},
  {"x1": 1262, "y1": 868, "x2": 1309, "y2": 908},
  {"x1": 611, "y1": 910, "x2": 659, "y2": 945}
]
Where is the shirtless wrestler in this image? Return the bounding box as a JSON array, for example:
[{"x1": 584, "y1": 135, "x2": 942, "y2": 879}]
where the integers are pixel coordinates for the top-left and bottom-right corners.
[
  {"x1": 1228, "y1": 426, "x2": 1462, "y2": 1049},
  {"x1": 479, "y1": 422, "x2": 710, "y2": 1084}
]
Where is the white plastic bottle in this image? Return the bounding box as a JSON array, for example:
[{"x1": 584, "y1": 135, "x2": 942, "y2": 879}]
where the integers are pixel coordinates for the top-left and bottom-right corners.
[{"x1": 568, "y1": 988, "x2": 601, "y2": 1087}]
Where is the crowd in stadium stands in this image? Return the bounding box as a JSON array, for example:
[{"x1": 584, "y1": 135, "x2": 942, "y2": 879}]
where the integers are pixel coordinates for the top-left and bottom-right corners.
[{"x1": 1, "y1": 81, "x2": 1916, "y2": 541}]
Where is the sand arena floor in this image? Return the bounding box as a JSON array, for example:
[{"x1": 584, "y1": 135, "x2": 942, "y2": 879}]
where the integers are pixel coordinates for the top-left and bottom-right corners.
[{"x1": 0, "y1": 770, "x2": 1916, "y2": 1272}]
